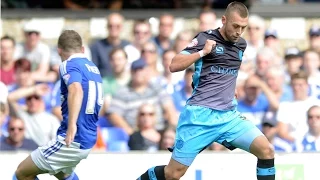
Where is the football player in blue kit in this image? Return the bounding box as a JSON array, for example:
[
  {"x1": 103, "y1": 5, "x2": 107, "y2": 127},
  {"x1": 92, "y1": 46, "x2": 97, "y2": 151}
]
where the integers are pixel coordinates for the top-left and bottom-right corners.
[
  {"x1": 137, "y1": 2, "x2": 275, "y2": 180},
  {"x1": 14, "y1": 30, "x2": 103, "y2": 180}
]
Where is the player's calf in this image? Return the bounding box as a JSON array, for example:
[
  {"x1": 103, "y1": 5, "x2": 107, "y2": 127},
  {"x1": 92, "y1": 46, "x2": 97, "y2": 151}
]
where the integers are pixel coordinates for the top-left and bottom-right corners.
[
  {"x1": 137, "y1": 165, "x2": 166, "y2": 180},
  {"x1": 256, "y1": 146, "x2": 275, "y2": 180},
  {"x1": 250, "y1": 136, "x2": 276, "y2": 180}
]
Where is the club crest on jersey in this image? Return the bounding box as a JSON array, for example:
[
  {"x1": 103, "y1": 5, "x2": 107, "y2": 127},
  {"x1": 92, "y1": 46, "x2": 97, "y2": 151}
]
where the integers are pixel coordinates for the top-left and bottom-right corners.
[
  {"x1": 63, "y1": 74, "x2": 70, "y2": 84},
  {"x1": 239, "y1": 50, "x2": 243, "y2": 61},
  {"x1": 187, "y1": 38, "x2": 198, "y2": 48},
  {"x1": 215, "y1": 45, "x2": 224, "y2": 54}
]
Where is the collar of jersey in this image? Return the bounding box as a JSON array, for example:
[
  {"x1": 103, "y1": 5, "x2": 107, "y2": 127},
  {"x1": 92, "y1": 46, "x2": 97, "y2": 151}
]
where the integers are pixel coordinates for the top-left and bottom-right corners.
[{"x1": 66, "y1": 53, "x2": 88, "y2": 61}]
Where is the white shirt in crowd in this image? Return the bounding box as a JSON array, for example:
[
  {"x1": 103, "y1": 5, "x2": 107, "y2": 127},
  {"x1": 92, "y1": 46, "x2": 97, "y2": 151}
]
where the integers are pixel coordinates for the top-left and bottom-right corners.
[{"x1": 277, "y1": 97, "x2": 320, "y2": 142}]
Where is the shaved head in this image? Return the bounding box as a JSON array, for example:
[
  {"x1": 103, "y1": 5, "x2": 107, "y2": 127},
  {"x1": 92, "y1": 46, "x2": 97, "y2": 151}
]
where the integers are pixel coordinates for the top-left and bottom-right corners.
[{"x1": 225, "y1": 1, "x2": 249, "y2": 18}]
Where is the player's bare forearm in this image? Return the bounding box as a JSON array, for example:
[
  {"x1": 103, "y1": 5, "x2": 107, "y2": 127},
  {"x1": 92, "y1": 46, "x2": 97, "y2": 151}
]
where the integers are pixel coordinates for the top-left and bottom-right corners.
[
  {"x1": 277, "y1": 122, "x2": 295, "y2": 142},
  {"x1": 260, "y1": 82, "x2": 279, "y2": 111},
  {"x1": 67, "y1": 82, "x2": 83, "y2": 127},
  {"x1": 170, "y1": 39, "x2": 216, "y2": 72},
  {"x1": 170, "y1": 53, "x2": 201, "y2": 72},
  {"x1": 8, "y1": 84, "x2": 49, "y2": 108},
  {"x1": 8, "y1": 86, "x2": 37, "y2": 102}
]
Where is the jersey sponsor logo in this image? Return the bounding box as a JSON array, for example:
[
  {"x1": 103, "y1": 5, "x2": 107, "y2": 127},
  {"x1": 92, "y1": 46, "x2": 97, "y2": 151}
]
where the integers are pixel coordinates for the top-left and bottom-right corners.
[
  {"x1": 239, "y1": 50, "x2": 243, "y2": 61},
  {"x1": 211, "y1": 65, "x2": 238, "y2": 76},
  {"x1": 187, "y1": 38, "x2": 198, "y2": 48},
  {"x1": 63, "y1": 74, "x2": 70, "y2": 85},
  {"x1": 215, "y1": 45, "x2": 224, "y2": 54}
]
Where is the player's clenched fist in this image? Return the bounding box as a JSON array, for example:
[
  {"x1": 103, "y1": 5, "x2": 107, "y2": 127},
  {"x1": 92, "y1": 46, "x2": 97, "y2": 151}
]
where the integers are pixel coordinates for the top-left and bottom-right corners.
[{"x1": 202, "y1": 39, "x2": 216, "y2": 56}]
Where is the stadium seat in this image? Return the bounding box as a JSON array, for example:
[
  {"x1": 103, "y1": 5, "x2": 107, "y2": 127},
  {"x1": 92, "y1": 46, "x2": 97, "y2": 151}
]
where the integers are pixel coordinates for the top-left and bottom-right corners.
[
  {"x1": 100, "y1": 127, "x2": 129, "y2": 152},
  {"x1": 108, "y1": 141, "x2": 129, "y2": 152},
  {"x1": 97, "y1": 116, "x2": 113, "y2": 127}
]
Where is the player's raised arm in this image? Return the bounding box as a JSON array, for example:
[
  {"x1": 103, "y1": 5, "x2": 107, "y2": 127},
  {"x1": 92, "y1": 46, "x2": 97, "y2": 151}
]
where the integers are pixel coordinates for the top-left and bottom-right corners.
[{"x1": 170, "y1": 38, "x2": 216, "y2": 72}]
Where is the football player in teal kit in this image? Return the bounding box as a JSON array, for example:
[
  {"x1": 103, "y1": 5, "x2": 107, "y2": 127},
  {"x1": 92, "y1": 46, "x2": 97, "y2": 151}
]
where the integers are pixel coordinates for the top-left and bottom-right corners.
[{"x1": 137, "y1": 2, "x2": 275, "y2": 180}]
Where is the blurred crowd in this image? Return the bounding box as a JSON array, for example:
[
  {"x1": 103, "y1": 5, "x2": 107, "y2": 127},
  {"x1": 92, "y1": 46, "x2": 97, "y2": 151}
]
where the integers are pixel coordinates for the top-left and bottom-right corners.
[
  {"x1": 0, "y1": 10, "x2": 320, "y2": 153},
  {"x1": 2, "y1": 0, "x2": 319, "y2": 9}
]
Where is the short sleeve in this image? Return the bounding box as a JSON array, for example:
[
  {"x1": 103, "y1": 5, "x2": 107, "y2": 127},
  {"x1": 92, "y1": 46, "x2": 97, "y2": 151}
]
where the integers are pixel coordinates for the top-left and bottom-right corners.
[
  {"x1": 40, "y1": 43, "x2": 51, "y2": 64},
  {"x1": 181, "y1": 32, "x2": 207, "y2": 54},
  {"x1": 59, "y1": 61, "x2": 82, "y2": 86}
]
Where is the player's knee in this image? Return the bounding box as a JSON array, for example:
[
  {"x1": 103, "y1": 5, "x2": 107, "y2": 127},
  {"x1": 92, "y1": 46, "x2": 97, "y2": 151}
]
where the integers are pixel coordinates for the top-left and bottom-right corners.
[
  {"x1": 15, "y1": 164, "x2": 34, "y2": 180},
  {"x1": 15, "y1": 164, "x2": 24, "y2": 180},
  {"x1": 258, "y1": 143, "x2": 275, "y2": 159},
  {"x1": 14, "y1": 170, "x2": 29, "y2": 180},
  {"x1": 165, "y1": 166, "x2": 186, "y2": 180}
]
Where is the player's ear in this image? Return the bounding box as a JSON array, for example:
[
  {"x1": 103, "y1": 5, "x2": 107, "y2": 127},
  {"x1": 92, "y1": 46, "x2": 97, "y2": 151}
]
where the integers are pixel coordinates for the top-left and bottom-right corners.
[
  {"x1": 81, "y1": 46, "x2": 85, "y2": 53},
  {"x1": 57, "y1": 48, "x2": 62, "y2": 56},
  {"x1": 221, "y1": 15, "x2": 227, "y2": 25}
]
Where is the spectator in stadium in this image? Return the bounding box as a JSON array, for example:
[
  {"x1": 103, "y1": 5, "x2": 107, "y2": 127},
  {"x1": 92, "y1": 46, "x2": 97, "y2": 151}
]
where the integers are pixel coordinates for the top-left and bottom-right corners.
[
  {"x1": 172, "y1": 67, "x2": 194, "y2": 114},
  {"x1": 244, "y1": 14, "x2": 265, "y2": 62},
  {"x1": 302, "y1": 49, "x2": 320, "y2": 99},
  {"x1": 101, "y1": 48, "x2": 130, "y2": 114},
  {"x1": 0, "y1": 35, "x2": 16, "y2": 85},
  {"x1": 198, "y1": 9, "x2": 217, "y2": 32},
  {"x1": 295, "y1": 105, "x2": 320, "y2": 152},
  {"x1": 14, "y1": 20, "x2": 50, "y2": 81},
  {"x1": 124, "y1": 20, "x2": 152, "y2": 63},
  {"x1": 261, "y1": 113, "x2": 294, "y2": 152},
  {"x1": 173, "y1": 29, "x2": 195, "y2": 53},
  {"x1": 8, "y1": 58, "x2": 55, "y2": 113},
  {"x1": 7, "y1": 58, "x2": 34, "y2": 110},
  {"x1": 235, "y1": 71, "x2": 249, "y2": 100},
  {"x1": 159, "y1": 125, "x2": 176, "y2": 150},
  {"x1": 90, "y1": 12, "x2": 130, "y2": 77},
  {"x1": 255, "y1": 47, "x2": 276, "y2": 79},
  {"x1": 277, "y1": 71, "x2": 320, "y2": 143},
  {"x1": 141, "y1": 41, "x2": 163, "y2": 86},
  {"x1": 264, "y1": 28, "x2": 282, "y2": 57},
  {"x1": 128, "y1": 103, "x2": 161, "y2": 151},
  {"x1": 50, "y1": 79, "x2": 63, "y2": 121},
  {"x1": 264, "y1": 66, "x2": 293, "y2": 102},
  {"x1": 237, "y1": 75, "x2": 279, "y2": 127},
  {"x1": 0, "y1": 103, "x2": 8, "y2": 138},
  {"x1": 0, "y1": 82, "x2": 9, "y2": 137},
  {"x1": 106, "y1": 59, "x2": 177, "y2": 135},
  {"x1": 152, "y1": 13, "x2": 175, "y2": 56},
  {"x1": 161, "y1": 49, "x2": 184, "y2": 94},
  {"x1": 283, "y1": 47, "x2": 303, "y2": 84},
  {"x1": 308, "y1": 25, "x2": 320, "y2": 54},
  {"x1": 0, "y1": 117, "x2": 38, "y2": 151},
  {"x1": 7, "y1": 83, "x2": 60, "y2": 146}
]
